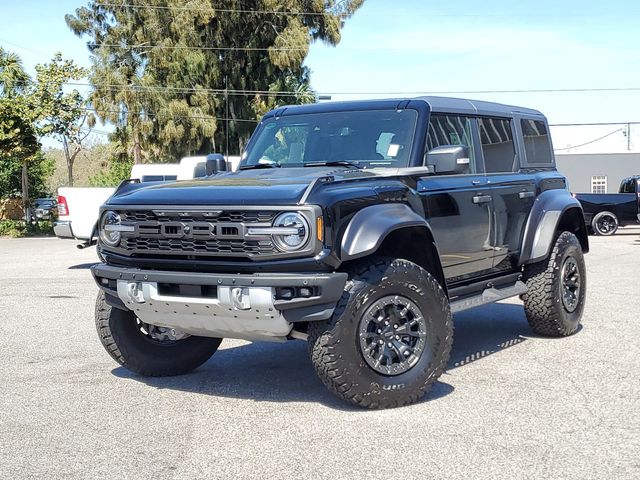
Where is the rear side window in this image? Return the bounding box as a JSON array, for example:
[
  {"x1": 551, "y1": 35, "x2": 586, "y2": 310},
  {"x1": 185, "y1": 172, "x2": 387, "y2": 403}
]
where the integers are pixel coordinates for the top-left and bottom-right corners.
[
  {"x1": 479, "y1": 117, "x2": 516, "y2": 173},
  {"x1": 521, "y1": 119, "x2": 553, "y2": 164},
  {"x1": 620, "y1": 179, "x2": 638, "y2": 193}
]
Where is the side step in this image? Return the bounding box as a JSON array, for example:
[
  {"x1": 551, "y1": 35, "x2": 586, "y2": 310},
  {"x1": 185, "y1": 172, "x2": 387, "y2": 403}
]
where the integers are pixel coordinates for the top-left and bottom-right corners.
[{"x1": 450, "y1": 281, "x2": 527, "y2": 314}]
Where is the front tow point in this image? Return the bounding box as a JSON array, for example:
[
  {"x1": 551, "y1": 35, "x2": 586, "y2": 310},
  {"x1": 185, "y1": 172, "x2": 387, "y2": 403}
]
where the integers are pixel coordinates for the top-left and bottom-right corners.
[
  {"x1": 126, "y1": 282, "x2": 145, "y2": 303},
  {"x1": 230, "y1": 287, "x2": 251, "y2": 310}
]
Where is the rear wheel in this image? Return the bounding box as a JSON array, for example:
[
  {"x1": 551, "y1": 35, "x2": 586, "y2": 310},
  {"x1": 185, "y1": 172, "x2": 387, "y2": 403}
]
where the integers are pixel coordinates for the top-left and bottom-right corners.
[
  {"x1": 591, "y1": 211, "x2": 618, "y2": 235},
  {"x1": 95, "y1": 291, "x2": 222, "y2": 376},
  {"x1": 308, "y1": 258, "x2": 453, "y2": 409},
  {"x1": 522, "y1": 231, "x2": 586, "y2": 337}
]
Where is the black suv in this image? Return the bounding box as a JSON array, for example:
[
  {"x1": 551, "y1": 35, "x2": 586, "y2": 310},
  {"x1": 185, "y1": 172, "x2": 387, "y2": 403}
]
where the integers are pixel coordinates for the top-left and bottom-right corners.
[{"x1": 92, "y1": 97, "x2": 589, "y2": 409}]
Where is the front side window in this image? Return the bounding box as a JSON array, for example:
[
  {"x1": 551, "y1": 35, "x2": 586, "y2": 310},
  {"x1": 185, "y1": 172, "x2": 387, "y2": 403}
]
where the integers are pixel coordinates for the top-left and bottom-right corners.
[
  {"x1": 426, "y1": 114, "x2": 479, "y2": 174},
  {"x1": 243, "y1": 109, "x2": 418, "y2": 168},
  {"x1": 479, "y1": 117, "x2": 517, "y2": 173},
  {"x1": 521, "y1": 119, "x2": 553, "y2": 164}
]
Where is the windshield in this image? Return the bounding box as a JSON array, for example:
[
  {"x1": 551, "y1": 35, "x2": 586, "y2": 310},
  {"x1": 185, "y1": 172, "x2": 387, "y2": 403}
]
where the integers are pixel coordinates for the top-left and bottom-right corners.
[{"x1": 243, "y1": 109, "x2": 418, "y2": 168}]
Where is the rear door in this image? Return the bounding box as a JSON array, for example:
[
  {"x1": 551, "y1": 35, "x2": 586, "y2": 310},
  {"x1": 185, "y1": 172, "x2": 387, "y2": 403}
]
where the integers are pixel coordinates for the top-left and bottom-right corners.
[
  {"x1": 479, "y1": 117, "x2": 536, "y2": 272},
  {"x1": 418, "y1": 114, "x2": 494, "y2": 283}
]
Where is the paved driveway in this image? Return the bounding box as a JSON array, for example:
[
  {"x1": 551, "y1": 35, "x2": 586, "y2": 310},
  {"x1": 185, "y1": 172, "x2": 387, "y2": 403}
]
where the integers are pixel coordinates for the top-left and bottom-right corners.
[{"x1": 1, "y1": 231, "x2": 639, "y2": 479}]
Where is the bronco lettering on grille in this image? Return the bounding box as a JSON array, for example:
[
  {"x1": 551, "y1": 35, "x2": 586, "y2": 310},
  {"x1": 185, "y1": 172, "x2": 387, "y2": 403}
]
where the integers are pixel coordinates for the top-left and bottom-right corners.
[{"x1": 133, "y1": 221, "x2": 245, "y2": 240}]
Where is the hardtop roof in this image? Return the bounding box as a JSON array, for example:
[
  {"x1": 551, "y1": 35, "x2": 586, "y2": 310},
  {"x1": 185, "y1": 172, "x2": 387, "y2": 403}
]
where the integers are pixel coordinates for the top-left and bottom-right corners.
[{"x1": 265, "y1": 96, "x2": 546, "y2": 120}]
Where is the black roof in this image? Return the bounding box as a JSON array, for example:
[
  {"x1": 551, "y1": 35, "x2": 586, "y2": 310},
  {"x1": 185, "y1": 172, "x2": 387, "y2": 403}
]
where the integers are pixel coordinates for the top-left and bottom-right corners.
[{"x1": 265, "y1": 96, "x2": 545, "y2": 120}]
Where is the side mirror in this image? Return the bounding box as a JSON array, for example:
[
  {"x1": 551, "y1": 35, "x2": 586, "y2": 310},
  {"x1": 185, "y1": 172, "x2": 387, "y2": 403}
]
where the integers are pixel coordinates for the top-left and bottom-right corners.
[
  {"x1": 205, "y1": 153, "x2": 228, "y2": 176},
  {"x1": 426, "y1": 145, "x2": 470, "y2": 175}
]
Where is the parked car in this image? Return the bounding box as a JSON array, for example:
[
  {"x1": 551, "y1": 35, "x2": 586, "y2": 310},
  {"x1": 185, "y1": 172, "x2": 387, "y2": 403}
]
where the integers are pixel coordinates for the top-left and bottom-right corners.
[
  {"x1": 54, "y1": 154, "x2": 237, "y2": 240},
  {"x1": 574, "y1": 175, "x2": 640, "y2": 235},
  {"x1": 31, "y1": 197, "x2": 57, "y2": 222},
  {"x1": 90, "y1": 97, "x2": 588, "y2": 409}
]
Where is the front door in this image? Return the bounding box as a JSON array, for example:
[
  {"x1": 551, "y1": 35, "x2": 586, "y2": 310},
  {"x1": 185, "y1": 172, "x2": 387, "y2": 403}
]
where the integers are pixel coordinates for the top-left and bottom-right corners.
[{"x1": 418, "y1": 114, "x2": 494, "y2": 283}]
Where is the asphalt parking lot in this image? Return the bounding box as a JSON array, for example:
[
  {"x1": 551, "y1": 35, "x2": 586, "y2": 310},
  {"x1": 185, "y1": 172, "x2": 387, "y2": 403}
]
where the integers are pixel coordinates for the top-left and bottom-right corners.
[{"x1": 1, "y1": 231, "x2": 639, "y2": 479}]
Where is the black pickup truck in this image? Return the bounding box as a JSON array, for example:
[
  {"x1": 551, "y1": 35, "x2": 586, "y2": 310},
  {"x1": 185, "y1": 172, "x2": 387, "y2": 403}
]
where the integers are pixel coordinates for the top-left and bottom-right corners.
[
  {"x1": 575, "y1": 176, "x2": 640, "y2": 235},
  {"x1": 91, "y1": 97, "x2": 589, "y2": 409}
]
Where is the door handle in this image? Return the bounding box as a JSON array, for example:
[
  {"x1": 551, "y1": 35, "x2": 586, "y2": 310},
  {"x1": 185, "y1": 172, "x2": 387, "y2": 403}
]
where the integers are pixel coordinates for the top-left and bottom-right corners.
[
  {"x1": 473, "y1": 195, "x2": 492, "y2": 204},
  {"x1": 519, "y1": 191, "x2": 535, "y2": 199}
]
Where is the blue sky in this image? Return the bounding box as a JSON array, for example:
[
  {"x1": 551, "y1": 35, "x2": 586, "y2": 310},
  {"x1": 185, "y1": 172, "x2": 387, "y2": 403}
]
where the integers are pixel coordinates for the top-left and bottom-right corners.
[{"x1": 1, "y1": 0, "x2": 639, "y2": 150}]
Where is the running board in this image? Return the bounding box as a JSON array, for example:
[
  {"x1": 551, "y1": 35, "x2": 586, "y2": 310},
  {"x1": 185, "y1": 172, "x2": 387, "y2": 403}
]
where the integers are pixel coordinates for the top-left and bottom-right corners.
[{"x1": 450, "y1": 281, "x2": 527, "y2": 314}]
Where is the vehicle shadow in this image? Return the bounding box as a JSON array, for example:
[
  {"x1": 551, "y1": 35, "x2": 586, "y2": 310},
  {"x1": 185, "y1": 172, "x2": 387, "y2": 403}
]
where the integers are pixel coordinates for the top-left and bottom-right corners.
[
  {"x1": 449, "y1": 302, "x2": 530, "y2": 369},
  {"x1": 111, "y1": 302, "x2": 551, "y2": 409}
]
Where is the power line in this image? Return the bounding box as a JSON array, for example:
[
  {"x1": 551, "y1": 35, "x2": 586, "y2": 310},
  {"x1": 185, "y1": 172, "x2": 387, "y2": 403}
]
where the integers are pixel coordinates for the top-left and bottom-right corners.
[
  {"x1": 554, "y1": 129, "x2": 625, "y2": 151},
  {"x1": 89, "y1": 41, "x2": 636, "y2": 55},
  {"x1": 59, "y1": 81, "x2": 640, "y2": 97},
  {"x1": 79, "y1": 105, "x2": 640, "y2": 129},
  {"x1": 80, "y1": 106, "x2": 258, "y2": 123},
  {"x1": 98, "y1": 2, "x2": 355, "y2": 17},
  {"x1": 96, "y1": 2, "x2": 640, "y2": 18},
  {"x1": 550, "y1": 121, "x2": 640, "y2": 127},
  {"x1": 89, "y1": 42, "x2": 311, "y2": 52}
]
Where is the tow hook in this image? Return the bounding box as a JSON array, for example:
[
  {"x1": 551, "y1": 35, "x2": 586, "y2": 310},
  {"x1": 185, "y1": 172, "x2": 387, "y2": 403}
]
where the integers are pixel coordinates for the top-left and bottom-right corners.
[{"x1": 126, "y1": 282, "x2": 145, "y2": 303}]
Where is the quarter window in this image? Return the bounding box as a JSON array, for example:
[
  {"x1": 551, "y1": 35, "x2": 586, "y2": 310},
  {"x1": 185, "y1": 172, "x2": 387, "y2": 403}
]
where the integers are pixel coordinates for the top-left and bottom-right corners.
[
  {"x1": 479, "y1": 117, "x2": 517, "y2": 173},
  {"x1": 591, "y1": 175, "x2": 607, "y2": 194},
  {"x1": 521, "y1": 119, "x2": 553, "y2": 164},
  {"x1": 426, "y1": 114, "x2": 479, "y2": 174}
]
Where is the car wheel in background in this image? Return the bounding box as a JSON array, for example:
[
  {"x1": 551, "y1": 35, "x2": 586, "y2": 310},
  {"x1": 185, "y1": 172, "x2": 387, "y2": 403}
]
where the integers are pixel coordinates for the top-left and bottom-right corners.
[{"x1": 591, "y1": 211, "x2": 618, "y2": 236}]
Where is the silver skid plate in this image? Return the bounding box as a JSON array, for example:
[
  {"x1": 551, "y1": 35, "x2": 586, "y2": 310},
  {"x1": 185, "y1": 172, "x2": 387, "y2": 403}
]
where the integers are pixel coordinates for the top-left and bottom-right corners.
[{"x1": 117, "y1": 280, "x2": 292, "y2": 342}]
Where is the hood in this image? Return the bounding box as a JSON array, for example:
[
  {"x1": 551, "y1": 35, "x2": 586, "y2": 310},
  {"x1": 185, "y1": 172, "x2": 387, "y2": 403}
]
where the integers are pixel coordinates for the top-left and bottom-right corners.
[{"x1": 107, "y1": 167, "x2": 377, "y2": 206}]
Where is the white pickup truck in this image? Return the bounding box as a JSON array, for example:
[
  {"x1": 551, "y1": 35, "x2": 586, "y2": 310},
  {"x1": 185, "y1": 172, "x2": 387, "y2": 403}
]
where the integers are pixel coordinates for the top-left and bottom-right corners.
[{"x1": 55, "y1": 155, "x2": 240, "y2": 240}]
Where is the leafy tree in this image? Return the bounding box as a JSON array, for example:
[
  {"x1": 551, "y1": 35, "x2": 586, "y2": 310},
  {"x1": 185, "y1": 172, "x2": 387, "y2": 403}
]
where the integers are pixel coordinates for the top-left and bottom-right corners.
[
  {"x1": 66, "y1": 0, "x2": 364, "y2": 161},
  {"x1": 88, "y1": 156, "x2": 133, "y2": 187},
  {"x1": 0, "y1": 151, "x2": 55, "y2": 199},
  {"x1": 0, "y1": 49, "x2": 41, "y2": 213},
  {"x1": 33, "y1": 53, "x2": 95, "y2": 186}
]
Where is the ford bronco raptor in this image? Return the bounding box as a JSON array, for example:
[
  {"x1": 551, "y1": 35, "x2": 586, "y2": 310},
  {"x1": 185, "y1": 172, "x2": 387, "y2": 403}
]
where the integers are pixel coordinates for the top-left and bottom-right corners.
[{"x1": 91, "y1": 97, "x2": 588, "y2": 409}]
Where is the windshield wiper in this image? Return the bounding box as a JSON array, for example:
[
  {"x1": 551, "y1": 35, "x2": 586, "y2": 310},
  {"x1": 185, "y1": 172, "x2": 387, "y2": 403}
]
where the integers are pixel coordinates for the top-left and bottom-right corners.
[
  {"x1": 304, "y1": 160, "x2": 363, "y2": 169},
  {"x1": 239, "y1": 163, "x2": 282, "y2": 170}
]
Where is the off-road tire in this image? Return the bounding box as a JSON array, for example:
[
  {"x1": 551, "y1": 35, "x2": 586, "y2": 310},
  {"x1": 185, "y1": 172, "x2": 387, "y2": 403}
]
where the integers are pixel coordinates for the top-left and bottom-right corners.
[
  {"x1": 308, "y1": 258, "x2": 453, "y2": 409},
  {"x1": 522, "y1": 231, "x2": 586, "y2": 337},
  {"x1": 591, "y1": 211, "x2": 618, "y2": 236},
  {"x1": 95, "y1": 291, "x2": 222, "y2": 376}
]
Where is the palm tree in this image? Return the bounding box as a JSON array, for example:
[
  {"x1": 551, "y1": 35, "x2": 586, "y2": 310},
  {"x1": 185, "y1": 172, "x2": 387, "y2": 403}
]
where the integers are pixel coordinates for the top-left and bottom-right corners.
[
  {"x1": 0, "y1": 48, "x2": 35, "y2": 220},
  {"x1": 0, "y1": 47, "x2": 30, "y2": 97}
]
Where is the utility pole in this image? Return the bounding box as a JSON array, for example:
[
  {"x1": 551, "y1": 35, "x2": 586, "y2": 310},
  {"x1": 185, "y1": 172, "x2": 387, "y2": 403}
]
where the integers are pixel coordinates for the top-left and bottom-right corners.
[
  {"x1": 225, "y1": 74, "x2": 229, "y2": 160},
  {"x1": 627, "y1": 123, "x2": 631, "y2": 151}
]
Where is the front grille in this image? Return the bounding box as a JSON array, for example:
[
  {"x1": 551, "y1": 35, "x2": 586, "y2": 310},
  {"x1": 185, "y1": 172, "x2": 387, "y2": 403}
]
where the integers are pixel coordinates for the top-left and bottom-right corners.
[
  {"x1": 121, "y1": 237, "x2": 276, "y2": 255},
  {"x1": 114, "y1": 209, "x2": 279, "y2": 258},
  {"x1": 120, "y1": 210, "x2": 276, "y2": 223}
]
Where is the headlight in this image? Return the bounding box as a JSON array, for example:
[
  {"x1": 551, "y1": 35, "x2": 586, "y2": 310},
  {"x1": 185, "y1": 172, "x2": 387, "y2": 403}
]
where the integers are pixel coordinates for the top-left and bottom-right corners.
[
  {"x1": 272, "y1": 212, "x2": 309, "y2": 252},
  {"x1": 99, "y1": 210, "x2": 123, "y2": 247}
]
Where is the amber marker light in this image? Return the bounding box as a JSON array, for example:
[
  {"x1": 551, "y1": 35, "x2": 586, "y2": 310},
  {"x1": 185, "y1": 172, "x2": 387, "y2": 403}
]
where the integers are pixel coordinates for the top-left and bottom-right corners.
[{"x1": 316, "y1": 216, "x2": 324, "y2": 242}]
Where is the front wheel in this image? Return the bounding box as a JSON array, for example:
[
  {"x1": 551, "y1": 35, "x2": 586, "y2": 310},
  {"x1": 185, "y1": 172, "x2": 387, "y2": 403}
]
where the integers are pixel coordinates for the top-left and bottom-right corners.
[
  {"x1": 522, "y1": 231, "x2": 587, "y2": 337},
  {"x1": 308, "y1": 258, "x2": 453, "y2": 409},
  {"x1": 591, "y1": 211, "x2": 618, "y2": 235},
  {"x1": 95, "y1": 291, "x2": 222, "y2": 376}
]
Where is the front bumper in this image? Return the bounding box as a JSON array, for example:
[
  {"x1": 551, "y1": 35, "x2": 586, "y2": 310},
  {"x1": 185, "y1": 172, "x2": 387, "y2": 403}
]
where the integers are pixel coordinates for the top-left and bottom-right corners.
[
  {"x1": 91, "y1": 264, "x2": 347, "y2": 342},
  {"x1": 54, "y1": 221, "x2": 74, "y2": 239}
]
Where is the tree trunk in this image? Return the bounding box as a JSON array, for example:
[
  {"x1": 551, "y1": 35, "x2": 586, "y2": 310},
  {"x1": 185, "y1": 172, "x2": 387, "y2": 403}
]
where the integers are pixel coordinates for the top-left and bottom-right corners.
[
  {"x1": 21, "y1": 162, "x2": 30, "y2": 223},
  {"x1": 133, "y1": 128, "x2": 142, "y2": 164},
  {"x1": 62, "y1": 136, "x2": 74, "y2": 187}
]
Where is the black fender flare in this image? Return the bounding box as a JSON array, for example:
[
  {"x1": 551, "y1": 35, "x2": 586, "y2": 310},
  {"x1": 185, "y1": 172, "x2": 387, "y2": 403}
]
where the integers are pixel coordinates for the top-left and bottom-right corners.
[
  {"x1": 519, "y1": 189, "x2": 588, "y2": 265},
  {"x1": 341, "y1": 203, "x2": 433, "y2": 260}
]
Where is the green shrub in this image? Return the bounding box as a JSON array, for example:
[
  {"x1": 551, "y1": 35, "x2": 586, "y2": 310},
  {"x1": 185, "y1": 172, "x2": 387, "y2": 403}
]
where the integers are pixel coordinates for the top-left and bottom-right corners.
[
  {"x1": 0, "y1": 219, "x2": 24, "y2": 237},
  {"x1": 0, "y1": 219, "x2": 54, "y2": 237}
]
